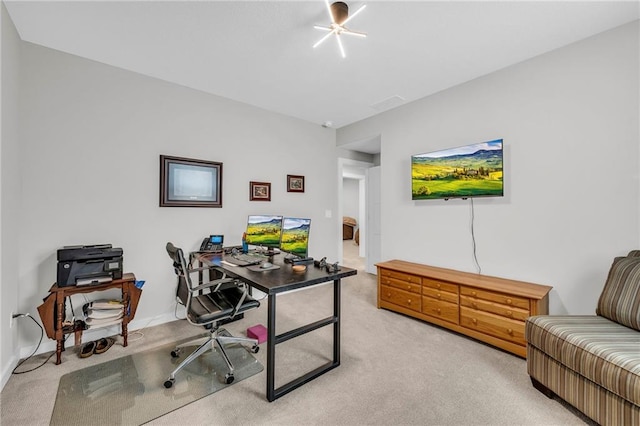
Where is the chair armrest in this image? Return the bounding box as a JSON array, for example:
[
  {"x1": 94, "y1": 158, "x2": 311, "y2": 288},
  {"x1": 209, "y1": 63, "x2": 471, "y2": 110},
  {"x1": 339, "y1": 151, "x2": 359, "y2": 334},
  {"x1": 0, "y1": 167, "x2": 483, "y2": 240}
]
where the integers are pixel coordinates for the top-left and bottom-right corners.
[
  {"x1": 187, "y1": 265, "x2": 215, "y2": 273},
  {"x1": 190, "y1": 278, "x2": 236, "y2": 293}
]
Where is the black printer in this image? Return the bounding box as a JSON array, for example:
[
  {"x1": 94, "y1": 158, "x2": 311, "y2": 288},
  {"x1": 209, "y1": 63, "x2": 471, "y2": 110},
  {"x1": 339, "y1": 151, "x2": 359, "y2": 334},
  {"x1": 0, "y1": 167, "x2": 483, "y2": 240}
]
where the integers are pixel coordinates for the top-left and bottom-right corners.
[{"x1": 57, "y1": 244, "x2": 123, "y2": 287}]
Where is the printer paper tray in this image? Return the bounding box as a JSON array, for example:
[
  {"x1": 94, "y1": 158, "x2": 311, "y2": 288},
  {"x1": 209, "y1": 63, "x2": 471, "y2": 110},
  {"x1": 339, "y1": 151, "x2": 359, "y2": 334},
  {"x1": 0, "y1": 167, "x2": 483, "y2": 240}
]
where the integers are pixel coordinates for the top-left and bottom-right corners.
[{"x1": 76, "y1": 276, "x2": 112, "y2": 286}]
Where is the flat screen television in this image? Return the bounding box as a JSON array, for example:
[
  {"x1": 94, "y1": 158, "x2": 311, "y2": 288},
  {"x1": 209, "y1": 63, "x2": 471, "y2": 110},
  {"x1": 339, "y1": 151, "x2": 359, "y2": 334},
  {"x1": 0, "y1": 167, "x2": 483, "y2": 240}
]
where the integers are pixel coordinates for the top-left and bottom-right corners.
[
  {"x1": 245, "y1": 215, "x2": 283, "y2": 252},
  {"x1": 280, "y1": 217, "x2": 311, "y2": 258},
  {"x1": 411, "y1": 139, "x2": 503, "y2": 200}
]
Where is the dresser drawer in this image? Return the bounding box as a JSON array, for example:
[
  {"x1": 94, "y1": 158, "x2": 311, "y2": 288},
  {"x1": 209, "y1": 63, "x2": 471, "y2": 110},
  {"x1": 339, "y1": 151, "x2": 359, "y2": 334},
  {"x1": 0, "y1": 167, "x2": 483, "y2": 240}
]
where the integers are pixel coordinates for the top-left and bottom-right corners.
[
  {"x1": 380, "y1": 269, "x2": 421, "y2": 285},
  {"x1": 380, "y1": 276, "x2": 421, "y2": 294},
  {"x1": 460, "y1": 286, "x2": 529, "y2": 310},
  {"x1": 422, "y1": 298, "x2": 459, "y2": 324},
  {"x1": 460, "y1": 306, "x2": 525, "y2": 344},
  {"x1": 460, "y1": 295, "x2": 529, "y2": 321},
  {"x1": 422, "y1": 287, "x2": 458, "y2": 304},
  {"x1": 422, "y1": 278, "x2": 458, "y2": 294},
  {"x1": 380, "y1": 285, "x2": 421, "y2": 313}
]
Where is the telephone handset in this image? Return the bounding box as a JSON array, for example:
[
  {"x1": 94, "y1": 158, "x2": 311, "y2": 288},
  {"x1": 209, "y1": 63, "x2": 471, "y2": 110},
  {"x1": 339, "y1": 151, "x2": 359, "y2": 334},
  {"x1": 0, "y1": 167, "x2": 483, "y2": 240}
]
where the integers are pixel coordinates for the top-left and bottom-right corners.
[{"x1": 199, "y1": 235, "x2": 224, "y2": 253}]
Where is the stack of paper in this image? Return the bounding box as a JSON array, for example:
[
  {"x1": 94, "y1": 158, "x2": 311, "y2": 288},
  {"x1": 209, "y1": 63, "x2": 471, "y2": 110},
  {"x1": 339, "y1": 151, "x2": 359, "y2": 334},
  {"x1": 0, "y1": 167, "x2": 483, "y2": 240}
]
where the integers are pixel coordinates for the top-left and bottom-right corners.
[{"x1": 83, "y1": 300, "x2": 124, "y2": 329}]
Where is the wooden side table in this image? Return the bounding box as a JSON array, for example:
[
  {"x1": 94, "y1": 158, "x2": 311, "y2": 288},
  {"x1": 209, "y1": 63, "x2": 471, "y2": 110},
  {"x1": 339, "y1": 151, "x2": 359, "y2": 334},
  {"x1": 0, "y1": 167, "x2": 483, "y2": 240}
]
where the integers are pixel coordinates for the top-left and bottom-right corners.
[{"x1": 37, "y1": 272, "x2": 141, "y2": 364}]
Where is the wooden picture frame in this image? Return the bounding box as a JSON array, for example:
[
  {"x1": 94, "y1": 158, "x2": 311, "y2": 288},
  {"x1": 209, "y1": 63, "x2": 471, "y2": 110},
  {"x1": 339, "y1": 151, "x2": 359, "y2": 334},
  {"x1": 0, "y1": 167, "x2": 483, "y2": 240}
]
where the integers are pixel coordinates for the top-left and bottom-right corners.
[
  {"x1": 159, "y1": 155, "x2": 222, "y2": 207},
  {"x1": 250, "y1": 181, "x2": 271, "y2": 201},
  {"x1": 287, "y1": 175, "x2": 305, "y2": 193}
]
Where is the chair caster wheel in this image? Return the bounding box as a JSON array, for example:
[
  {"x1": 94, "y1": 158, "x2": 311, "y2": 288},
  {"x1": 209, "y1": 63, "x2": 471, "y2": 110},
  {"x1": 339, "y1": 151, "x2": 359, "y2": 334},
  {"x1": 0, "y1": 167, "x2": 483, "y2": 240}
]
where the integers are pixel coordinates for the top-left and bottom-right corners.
[
  {"x1": 164, "y1": 379, "x2": 175, "y2": 388},
  {"x1": 224, "y1": 373, "x2": 234, "y2": 384},
  {"x1": 170, "y1": 349, "x2": 181, "y2": 358},
  {"x1": 251, "y1": 344, "x2": 259, "y2": 354}
]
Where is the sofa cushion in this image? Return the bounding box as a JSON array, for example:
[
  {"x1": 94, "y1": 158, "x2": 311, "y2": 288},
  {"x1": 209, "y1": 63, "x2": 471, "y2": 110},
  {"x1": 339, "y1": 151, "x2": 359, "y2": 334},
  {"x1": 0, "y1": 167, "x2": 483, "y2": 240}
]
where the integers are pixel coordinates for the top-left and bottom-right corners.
[
  {"x1": 596, "y1": 256, "x2": 640, "y2": 331},
  {"x1": 526, "y1": 315, "x2": 640, "y2": 405}
]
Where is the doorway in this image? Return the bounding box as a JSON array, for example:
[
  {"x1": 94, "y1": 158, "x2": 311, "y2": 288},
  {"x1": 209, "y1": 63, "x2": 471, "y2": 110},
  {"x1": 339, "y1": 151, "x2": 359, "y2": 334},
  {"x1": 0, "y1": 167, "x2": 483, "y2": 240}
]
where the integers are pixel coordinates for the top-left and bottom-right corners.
[{"x1": 338, "y1": 157, "x2": 380, "y2": 273}]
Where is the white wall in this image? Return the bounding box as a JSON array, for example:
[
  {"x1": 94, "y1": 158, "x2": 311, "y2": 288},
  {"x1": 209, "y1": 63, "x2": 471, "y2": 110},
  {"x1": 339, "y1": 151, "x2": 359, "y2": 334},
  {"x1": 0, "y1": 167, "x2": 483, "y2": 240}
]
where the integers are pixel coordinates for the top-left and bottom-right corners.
[
  {"x1": 1, "y1": 2, "x2": 22, "y2": 388},
  {"x1": 338, "y1": 21, "x2": 640, "y2": 315},
  {"x1": 14, "y1": 41, "x2": 341, "y2": 356}
]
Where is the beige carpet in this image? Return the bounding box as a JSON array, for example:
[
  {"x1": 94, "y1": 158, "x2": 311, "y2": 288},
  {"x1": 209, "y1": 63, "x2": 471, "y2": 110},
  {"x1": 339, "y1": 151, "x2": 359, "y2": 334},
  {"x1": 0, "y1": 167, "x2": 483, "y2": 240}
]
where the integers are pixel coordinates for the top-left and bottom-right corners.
[{"x1": 1, "y1": 241, "x2": 593, "y2": 425}]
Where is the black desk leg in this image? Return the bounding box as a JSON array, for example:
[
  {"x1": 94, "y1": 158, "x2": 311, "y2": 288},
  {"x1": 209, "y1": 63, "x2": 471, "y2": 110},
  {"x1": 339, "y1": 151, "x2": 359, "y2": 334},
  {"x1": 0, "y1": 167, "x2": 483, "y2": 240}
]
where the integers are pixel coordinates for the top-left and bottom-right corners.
[
  {"x1": 334, "y1": 278, "x2": 341, "y2": 365},
  {"x1": 267, "y1": 293, "x2": 277, "y2": 402},
  {"x1": 265, "y1": 278, "x2": 343, "y2": 402}
]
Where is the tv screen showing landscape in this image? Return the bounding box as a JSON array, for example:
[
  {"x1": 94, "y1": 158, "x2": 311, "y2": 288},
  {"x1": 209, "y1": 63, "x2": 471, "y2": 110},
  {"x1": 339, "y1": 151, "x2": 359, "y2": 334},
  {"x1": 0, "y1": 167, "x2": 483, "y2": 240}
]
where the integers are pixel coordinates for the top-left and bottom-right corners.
[
  {"x1": 245, "y1": 215, "x2": 283, "y2": 248},
  {"x1": 280, "y1": 217, "x2": 311, "y2": 258},
  {"x1": 411, "y1": 139, "x2": 503, "y2": 200}
]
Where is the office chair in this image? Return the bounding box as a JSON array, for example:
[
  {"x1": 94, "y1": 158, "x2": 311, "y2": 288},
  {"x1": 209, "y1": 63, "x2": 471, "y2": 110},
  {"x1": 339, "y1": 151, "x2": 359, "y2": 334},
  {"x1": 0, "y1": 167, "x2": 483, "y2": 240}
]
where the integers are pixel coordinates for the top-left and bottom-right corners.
[{"x1": 164, "y1": 242, "x2": 260, "y2": 388}]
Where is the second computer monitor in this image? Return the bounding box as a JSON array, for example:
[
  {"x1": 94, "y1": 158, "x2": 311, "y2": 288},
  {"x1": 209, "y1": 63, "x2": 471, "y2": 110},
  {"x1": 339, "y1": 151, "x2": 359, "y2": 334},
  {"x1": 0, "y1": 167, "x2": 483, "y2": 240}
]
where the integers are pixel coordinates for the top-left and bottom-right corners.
[
  {"x1": 245, "y1": 215, "x2": 283, "y2": 251},
  {"x1": 280, "y1": 217, "x2": 311, "y2": 258}
]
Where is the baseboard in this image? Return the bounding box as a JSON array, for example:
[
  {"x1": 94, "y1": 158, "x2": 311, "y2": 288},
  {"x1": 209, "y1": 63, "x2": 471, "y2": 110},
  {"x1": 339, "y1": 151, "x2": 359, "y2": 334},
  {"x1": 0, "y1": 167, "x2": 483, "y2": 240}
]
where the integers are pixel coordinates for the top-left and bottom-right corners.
[
  {"x1": 0, "y1": 353, "x2": 20, "y2": 392},
  {"x1": 11, "y1": 311, "x2": 179, "y2": 361}
]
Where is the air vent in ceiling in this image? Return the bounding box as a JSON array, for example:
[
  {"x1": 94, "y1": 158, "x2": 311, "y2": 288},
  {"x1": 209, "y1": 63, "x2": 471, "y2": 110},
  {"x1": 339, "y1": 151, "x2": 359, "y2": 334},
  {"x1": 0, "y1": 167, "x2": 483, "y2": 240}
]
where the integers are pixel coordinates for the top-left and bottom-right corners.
[{"x1": 370, "y1": 95, "x2": 406, "y2": 112}]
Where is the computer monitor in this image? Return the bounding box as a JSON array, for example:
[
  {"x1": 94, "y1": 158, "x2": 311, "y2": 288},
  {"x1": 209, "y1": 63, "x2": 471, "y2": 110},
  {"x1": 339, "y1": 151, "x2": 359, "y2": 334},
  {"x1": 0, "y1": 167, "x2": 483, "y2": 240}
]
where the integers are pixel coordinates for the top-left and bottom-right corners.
[
  {"x1": 245, "y1": 215, "x2": 283, "y2": 253},
  {"x1": 280, "y1": 217, "x2": 311, "y2": 259}
]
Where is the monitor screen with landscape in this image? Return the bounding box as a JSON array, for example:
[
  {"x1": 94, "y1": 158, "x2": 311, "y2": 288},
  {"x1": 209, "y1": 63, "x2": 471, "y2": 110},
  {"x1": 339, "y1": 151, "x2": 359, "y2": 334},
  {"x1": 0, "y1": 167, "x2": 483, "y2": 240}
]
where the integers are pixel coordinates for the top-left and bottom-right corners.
[{"x1": 280, "y1": 217, "x2": 311, "y2": 258}]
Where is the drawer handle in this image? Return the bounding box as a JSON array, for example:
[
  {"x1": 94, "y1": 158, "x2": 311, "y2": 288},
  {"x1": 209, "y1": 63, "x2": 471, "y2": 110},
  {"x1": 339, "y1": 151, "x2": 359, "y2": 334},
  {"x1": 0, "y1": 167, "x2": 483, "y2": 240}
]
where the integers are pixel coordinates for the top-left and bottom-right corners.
[
  {"x1": 506, "y1": 298, "x2": 512, "y2": 305},
  {"x1": 437, "y1": 308, "x2": 441, "y2": 314},
  {"x1": 436, "y1": 284, "x2": 441, "y2": 289},
  {"x1": 506, "y1": 310, "x2": 512, "y2": 317},
  {"x1": 471, "y1": 291, "x2": 477, "y2": 297},
  {"x1": 507, "y1": 328, "x2": 513, "y2": 335},
  {"x1": 472, "y1": 302, "x2": 477, "y2": 308},
  {"x1": 407, "y1": 299, "x2": 412, "y2": 304},
  {"x1": 437, "y1": 293, "x2": 441, "y2": 299},
  {"x1": 407, "y1": 285, "x2": 412, "y2": 290},
  {"x1": 472, "y1": 318, "x2": 477, "y2": 325},
  {"x1": 387, "y1": 293, "x2": 391, "y2": 297}
]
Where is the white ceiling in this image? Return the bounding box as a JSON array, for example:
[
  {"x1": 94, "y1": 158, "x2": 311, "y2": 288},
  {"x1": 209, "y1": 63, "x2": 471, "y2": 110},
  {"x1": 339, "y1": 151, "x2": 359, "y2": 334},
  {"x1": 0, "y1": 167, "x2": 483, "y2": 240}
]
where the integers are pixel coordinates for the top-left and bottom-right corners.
[{"x1": 5, "y1": 0, "x2": 639, "y2": 134}]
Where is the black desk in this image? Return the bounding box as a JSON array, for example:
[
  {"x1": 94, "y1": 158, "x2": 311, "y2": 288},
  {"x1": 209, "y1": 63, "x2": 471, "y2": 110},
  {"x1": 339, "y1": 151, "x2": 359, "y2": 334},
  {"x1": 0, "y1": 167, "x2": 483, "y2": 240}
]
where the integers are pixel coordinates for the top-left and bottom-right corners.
[{"x1": 196, "y1": 253, "x2": 357, "y2": 401}]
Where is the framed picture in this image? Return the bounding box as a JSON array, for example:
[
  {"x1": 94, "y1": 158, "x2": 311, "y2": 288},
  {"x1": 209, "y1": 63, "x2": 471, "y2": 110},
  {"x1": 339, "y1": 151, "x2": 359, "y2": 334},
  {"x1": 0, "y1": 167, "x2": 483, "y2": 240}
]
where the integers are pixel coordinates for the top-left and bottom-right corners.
[
  {"x1": 287, "y1": 175, "x2": 305, "y2": 193},
  {"x1": 159, "y1": 155, "x2": 222, "y2": 207},
  {"x1": 250, "y1": 181, "x2": 271, "y2": 201}
]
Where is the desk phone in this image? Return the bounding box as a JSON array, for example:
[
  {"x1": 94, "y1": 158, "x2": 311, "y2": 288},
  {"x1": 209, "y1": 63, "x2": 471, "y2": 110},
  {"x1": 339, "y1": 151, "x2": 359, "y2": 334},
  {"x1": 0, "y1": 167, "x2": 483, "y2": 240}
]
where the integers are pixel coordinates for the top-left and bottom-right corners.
[{"x1": 200, "y1": 235, "x2": 224, "y2": 252}]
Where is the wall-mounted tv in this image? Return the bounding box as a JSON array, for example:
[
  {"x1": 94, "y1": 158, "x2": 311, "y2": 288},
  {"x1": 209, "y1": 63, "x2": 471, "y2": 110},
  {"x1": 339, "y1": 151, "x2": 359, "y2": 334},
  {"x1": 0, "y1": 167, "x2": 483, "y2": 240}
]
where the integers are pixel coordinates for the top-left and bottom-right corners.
[{"x1": 411, "y1": 139, "x2": 503, "y2": 200}]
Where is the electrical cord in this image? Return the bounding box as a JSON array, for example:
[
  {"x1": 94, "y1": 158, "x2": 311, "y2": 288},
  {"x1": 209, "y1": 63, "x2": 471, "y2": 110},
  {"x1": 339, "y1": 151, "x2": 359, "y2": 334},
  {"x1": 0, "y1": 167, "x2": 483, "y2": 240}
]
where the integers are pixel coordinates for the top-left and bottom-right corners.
[
  {"x1": 11, "y1": 314, "x2": 56, "y2": 374},
  {"x1": 470, "y1": 198, "x2": 482, "y2": 274},
  {"x1": 129, "y1": 300, "x2": 187, "y2": 342}
]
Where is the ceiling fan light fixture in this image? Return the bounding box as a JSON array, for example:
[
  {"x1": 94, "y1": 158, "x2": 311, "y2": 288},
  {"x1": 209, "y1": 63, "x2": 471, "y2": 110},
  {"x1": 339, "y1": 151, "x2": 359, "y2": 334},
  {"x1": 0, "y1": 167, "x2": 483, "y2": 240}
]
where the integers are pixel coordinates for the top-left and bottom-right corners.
[
  {"x1": 331, "y1": 1, "x2": 349, "y2": 25},
  {"x1": 313, "y1": 0, "x2": 367, "y2": 58}
]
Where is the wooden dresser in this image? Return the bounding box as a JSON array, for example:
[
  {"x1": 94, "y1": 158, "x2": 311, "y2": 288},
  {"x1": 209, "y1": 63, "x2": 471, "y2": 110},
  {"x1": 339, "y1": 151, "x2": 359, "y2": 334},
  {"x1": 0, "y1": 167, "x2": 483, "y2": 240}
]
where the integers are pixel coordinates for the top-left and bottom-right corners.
[{"x1": 376, "y1": 260, "x2": 552, "y2": 357}]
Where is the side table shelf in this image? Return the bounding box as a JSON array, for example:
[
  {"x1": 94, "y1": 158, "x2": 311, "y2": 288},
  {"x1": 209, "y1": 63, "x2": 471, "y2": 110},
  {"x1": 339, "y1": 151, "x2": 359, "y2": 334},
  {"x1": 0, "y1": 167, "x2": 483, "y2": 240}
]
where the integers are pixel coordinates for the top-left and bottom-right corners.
[{"x1": 37, "y1": 272, "x2": 140, "y2": 364}]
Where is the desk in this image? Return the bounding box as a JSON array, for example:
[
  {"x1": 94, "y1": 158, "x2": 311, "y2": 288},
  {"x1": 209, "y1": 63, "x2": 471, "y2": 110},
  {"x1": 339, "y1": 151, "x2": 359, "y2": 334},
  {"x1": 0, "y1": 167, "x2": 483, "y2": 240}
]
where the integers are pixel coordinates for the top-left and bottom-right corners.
[
  {"x1": 196, "y1": 253, "x2": 357, "y2": 401},
  {"x1": 37, "y1": 273, "x2": 141, "y2": 364}
]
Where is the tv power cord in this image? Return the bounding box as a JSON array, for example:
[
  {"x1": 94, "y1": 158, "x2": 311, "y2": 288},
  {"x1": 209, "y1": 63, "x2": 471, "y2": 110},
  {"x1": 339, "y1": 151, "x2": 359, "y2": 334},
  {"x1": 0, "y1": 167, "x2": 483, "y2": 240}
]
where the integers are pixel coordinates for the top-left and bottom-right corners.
[{"x1": 11, "y1": 313, "x2": 57, "y2": 374}]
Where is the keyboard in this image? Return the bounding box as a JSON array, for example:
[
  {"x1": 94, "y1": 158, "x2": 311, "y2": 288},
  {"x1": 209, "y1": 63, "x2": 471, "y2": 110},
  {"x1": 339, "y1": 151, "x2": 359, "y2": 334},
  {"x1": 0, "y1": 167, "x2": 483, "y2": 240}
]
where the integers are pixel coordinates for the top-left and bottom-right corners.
[{"x1": 226, "y1": 253, "x2": 264, "y2": 266}]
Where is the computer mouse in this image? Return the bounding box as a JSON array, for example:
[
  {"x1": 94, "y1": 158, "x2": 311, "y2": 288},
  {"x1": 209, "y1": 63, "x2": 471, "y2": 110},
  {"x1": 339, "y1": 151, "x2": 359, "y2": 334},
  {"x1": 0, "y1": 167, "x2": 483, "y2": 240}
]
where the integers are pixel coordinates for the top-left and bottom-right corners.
[{"x1": 261, "y1": 262, "x2": 273, "y2": 269}]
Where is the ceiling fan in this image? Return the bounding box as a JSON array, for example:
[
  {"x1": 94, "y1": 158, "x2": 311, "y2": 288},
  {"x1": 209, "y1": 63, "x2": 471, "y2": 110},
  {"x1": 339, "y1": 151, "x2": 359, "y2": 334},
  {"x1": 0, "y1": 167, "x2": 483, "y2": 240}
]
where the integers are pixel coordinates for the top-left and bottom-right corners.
[{"x1": 313, "y1": 1, "x2": 367, "y2": 58}]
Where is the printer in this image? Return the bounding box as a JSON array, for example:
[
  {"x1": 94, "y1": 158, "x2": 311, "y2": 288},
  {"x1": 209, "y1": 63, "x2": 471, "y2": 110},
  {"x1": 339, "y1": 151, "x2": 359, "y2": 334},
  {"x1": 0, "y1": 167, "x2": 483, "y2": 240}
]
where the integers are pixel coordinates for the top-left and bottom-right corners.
[{"x1": 57, "y1": 244, "x2": 123, "y2": 287}]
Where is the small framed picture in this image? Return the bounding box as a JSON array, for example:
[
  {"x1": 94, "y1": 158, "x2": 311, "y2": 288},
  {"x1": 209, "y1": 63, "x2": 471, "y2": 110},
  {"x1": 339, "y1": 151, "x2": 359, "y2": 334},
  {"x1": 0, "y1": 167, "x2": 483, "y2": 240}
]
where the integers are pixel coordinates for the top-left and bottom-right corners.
[
  {"x1": 287, "y1": 175, "x2": 305, "y2": 193},
  {"x1": 250, "y1": 181, "x2": 271, "y2": 201}
]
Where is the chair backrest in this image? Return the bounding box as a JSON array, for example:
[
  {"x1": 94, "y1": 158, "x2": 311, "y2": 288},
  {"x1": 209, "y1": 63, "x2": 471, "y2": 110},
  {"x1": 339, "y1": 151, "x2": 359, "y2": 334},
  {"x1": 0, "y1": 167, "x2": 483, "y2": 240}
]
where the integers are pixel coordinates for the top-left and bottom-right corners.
[
  {"x1": 166, "y1": 242, "x2": 191, "y2": 306},
  {"x1": 166, "y1": 242, "x2": 258, "y2": 328}
]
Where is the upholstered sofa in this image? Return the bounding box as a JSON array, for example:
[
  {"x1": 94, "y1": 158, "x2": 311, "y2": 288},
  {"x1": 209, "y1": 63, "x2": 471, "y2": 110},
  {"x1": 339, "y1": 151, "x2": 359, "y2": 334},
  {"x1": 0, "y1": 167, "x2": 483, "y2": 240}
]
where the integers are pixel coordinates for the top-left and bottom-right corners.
[{"x1": 525, "y1": 251, "x2": 640, "y2": 425}]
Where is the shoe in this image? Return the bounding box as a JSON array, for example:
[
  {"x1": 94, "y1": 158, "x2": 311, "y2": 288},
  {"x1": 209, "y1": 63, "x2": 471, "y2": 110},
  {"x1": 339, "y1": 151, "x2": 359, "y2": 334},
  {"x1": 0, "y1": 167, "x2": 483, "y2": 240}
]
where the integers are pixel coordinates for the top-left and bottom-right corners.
[
  {"x1": 94, "y1": 337, "x2": 115, "y2": 354},
  {"x1": 79, "y1": 341, "x2": 96, "y2": 358}
]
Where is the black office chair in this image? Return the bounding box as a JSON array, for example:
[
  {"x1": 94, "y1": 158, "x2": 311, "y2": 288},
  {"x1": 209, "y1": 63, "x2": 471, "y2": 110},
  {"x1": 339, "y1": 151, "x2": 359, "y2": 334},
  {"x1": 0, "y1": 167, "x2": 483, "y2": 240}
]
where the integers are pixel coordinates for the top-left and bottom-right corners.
[{"x1": 164, "y1": 242, "x2": 260, "y2": 388}]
